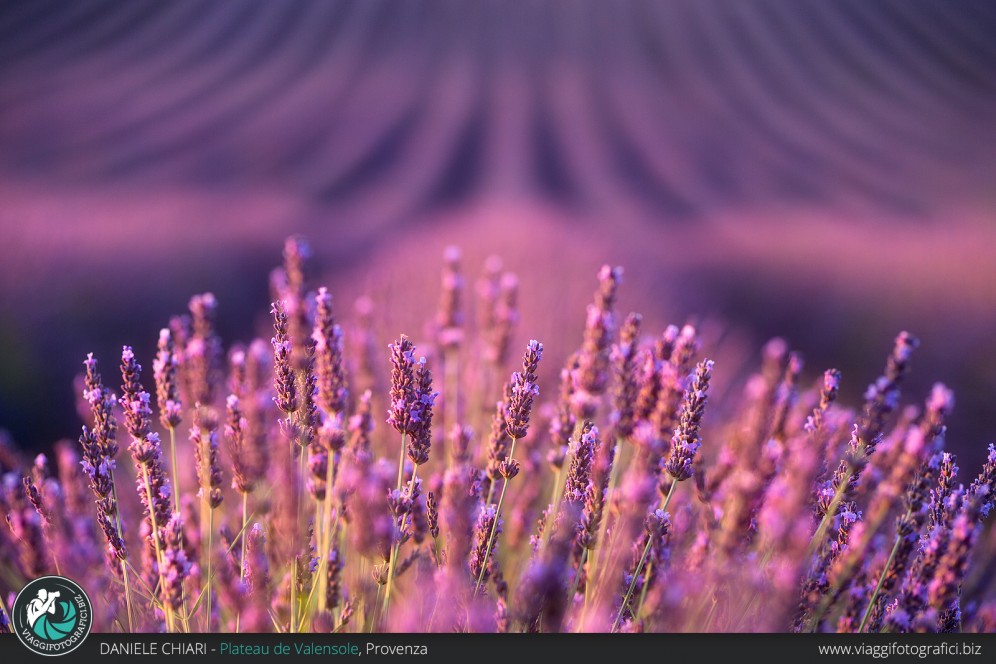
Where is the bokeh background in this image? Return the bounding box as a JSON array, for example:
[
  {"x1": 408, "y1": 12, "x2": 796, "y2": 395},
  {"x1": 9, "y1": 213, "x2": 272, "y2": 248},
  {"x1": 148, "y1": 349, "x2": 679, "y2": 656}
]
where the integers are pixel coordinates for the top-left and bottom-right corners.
[{"x1": 1, "y1": 0, "x2": 995, "y2": 471}]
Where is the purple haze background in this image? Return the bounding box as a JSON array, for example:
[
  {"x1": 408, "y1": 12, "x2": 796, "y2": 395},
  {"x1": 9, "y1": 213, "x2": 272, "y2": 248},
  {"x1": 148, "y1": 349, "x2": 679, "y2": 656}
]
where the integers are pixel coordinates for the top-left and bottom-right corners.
[{"x1": 1, "y1": 0, "x2": 995, "y2": 470}]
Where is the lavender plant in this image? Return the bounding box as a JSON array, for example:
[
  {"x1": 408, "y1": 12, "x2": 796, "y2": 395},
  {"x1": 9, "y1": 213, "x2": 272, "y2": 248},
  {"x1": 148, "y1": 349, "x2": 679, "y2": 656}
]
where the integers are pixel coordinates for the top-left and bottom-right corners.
[{"x1": 0, "y1": 235, "x2": 994, "y2": 635}]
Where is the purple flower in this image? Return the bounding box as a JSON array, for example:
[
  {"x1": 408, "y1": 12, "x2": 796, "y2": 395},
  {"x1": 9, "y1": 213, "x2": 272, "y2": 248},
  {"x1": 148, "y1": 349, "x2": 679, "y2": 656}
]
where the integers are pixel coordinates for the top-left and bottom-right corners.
[
  {"x1": 860, "y1": 331, "x2": 918, "y2": 441},
  {"x1": 406, "y1": 359, "x2": 437, "y2": 466},
  {"x1": 610, "y1": 313, "x2": 642, "y2": 439},
  {"x1": 470, "y1": 505, "x2": 501, "y2": 591},
  {"x1": 485, "y1": 401, "x2": 511, "y2": 492},
  {"x1": 386, "y1": 335, "x2": 418, "y2": 435},
  {"x1": 153, "y1": 328, "x2": 183, "y2": 430},
  {"x1": 482, "y1": 268, "x2": 519, "y2": 367},
  {"x1": 186, "y1": 293, "x2": 222, "y2": 407},
  {"x1": 970, "y1": 443, "x2": 996, "y2": 518},
  {"x1": 120, "y1": 347, "x2": 172, "y2": 557},
  {"x1": 243, "y1": 523, "x2": 270, "y2": 601},
  {"x1": 347, "y1": 389, "x2": 374, "y2": 458},
  {"x1": 191, "y1": 412, "x2": 224, "y2": 509},
  {"x1": 650, "y1": 324, "x2": 700, "y2": 445},
  {"x1": 565, "y1": 421, "x2": 596, "y2": 507},
  {"x1": 575, "y1": 265, "x2": 622, "y2": 404},
  {"x1": 78, "y1": 425, "x2": 127, "y2": 563},
  {"x1": 426, "y1": 491, "x2": 440, "y2": 540},
  {"x1": 83, "y1": 354, "x2": 119, "y2": 459},
  {"x1": 225, "y1": 394, "x2": 257, "y2": 494},
  {"x1": 434, "y1": 246, "x2": 465, "y2": 350},
  {"x1": 160, "y1": 512, "x2": 191, "y2": 611},
  {"x1": 505, "y1": 340, "x2": 543, "y2": 439},
  {"x1": 662, "y1": 359, "x2": 713, "y2": 483},
  {"x1": 271, "y1": 301, "x2": 299, "y2": 415},
  {"x1": 805, "y1": 368, "x2": 841, "y2": 433},
  {"x1": 313, "y1": 287, "x2": 348, "y2": 417}
]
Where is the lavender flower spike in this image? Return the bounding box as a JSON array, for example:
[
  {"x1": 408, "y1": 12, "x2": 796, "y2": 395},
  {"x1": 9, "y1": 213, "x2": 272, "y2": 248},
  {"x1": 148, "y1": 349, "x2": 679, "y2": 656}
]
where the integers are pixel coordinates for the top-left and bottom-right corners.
[
  {"x1": 187, "y1": 293, "x2": 222, "y2": 407},
  {"x1": 153, "y1": 328, "x2": 183, "y2": 430},
  {"x1": 271, "y1": 301, "x2": 299, "y2": 416},
  {"x1": 406, "y1": 359, "x2": 438, "y2": 466},
  {"x1": 244, "y1": 523, "x2": 270, "y2": 601},
  {"x1": 470, "y1": 505, "x2": 501, "y2": 592},
  {"x1": 435, "y1": 245, "x2": 465, "y2": 350},
  {"x1": 505, "y1": 340, "x2": 543, "y2": 440},
  {"x1": 611, "y1": 313, "x2": 642, "y2": 439},
  {"x1": 313, "y1": 287, "x2": 348, "y2": 418},
  {"x1": 161, "y1": 512, "x2": 191, "y2": 611},
  {"x1": 387, "y1": 335, "x2": 417, "y2": 436},
  {"x1": 225, "y1": 394, "x2": 256, "y2": 494},
  {"x1": 83, "y1": 353, "x2": 118, "y2": 459},
  {"x1": 79, "y1": 425, "x2": 127, "y2": 562},
  {"x1": 970, "y1": 443, "x2": 996, "y2": 519},
  {"x1": 565, "y1": 421, "x2": 596, "y2": 507},
  {"x1": 662, "y1": 359, "x2": 714, "y2": 484},
  {"x1": 861, "y1": 331, "x2": 918, "y2": 441},
  {"x1": 805, "y1": 368, "x2": 841, "y2": 434},
  {"x1": 191, "y1": 415, "x2": 224, "y2": 509},
  {"x1": 577, "y1": 265, "x2": 623, "y2": 399},
  {"x1": 120, "y1": 348, "x2": 172, "y2": 540},
  {"x1": 120, "y1": 346, "x2": 176, "y2": 627}
]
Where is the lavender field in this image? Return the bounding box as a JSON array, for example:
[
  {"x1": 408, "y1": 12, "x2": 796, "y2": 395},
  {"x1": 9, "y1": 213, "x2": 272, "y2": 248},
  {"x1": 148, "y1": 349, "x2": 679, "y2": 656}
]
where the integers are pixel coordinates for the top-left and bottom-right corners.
[{"x1": 1, "y1": 0, "x2": 995, "y2": 634}]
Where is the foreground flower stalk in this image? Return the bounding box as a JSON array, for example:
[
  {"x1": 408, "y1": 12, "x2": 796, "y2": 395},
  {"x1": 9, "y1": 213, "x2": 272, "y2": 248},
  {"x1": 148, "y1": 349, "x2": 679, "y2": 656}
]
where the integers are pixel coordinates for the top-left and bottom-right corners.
[
  {"x1": 474, "y1": 341, "x2": 543, "y2": 597},
  {"x1": 120, "y1": 346, "x2": 181, "y2": 632}
]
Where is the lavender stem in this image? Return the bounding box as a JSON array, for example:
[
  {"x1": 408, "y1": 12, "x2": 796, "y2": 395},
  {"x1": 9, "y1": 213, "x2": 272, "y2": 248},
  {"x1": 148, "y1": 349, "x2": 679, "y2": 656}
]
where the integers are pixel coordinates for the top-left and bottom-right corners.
[
  {"x1": 612, "y1": 479, "x2": 678, "y2": 632},
  {"x1": 140, "y1": 465, "x2": 175, "y2": 632},
  {"x1": 109, "y1": 473, "x2": 135, "y2": 632},
  {"x1": 857, "y1": 515, "x2": 907, "y2": 633},
  {"x1": 474, "y1": 436, "x2": 518, "y2": 596},
  {"x1": 381, "y1": 432, "x2": 413, "y2": 624},
  {"x1": 168, "y1": 427, "x2": 181, "y2": 513}
]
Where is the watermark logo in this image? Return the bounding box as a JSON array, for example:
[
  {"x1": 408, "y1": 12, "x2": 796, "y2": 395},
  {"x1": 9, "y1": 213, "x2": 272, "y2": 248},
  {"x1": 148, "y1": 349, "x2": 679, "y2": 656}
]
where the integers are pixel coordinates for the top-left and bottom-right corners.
[{"x1": 12, "y1": 576, "x2": 92, "y2": 656}]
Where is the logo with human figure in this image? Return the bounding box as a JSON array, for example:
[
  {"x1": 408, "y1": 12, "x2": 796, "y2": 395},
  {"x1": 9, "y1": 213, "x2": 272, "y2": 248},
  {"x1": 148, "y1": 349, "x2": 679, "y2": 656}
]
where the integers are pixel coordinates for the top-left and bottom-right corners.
[{"x1": 12, "y1": 576, "x2": 92, "y2": 656}]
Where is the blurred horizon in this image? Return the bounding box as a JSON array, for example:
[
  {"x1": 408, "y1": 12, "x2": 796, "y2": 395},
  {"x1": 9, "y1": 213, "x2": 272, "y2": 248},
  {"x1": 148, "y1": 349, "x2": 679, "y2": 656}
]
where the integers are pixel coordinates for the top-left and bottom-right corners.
[{"x1": 1, "y1": 0, "x2": 995, "y2": 470}]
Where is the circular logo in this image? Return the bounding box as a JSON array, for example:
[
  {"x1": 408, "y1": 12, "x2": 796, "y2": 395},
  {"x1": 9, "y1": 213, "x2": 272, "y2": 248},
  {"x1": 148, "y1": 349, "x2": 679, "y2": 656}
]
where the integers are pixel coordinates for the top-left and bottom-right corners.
[{"x1": 11, "y1": 576, "x2": 92, "y2": 656}]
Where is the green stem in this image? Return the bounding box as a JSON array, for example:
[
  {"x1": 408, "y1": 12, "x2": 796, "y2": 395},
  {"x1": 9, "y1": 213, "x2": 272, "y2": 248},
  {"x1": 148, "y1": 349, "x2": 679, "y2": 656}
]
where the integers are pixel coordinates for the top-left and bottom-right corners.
[
  {"x1": 382, "y1": 465, "x2": 420, "y2": 623},
  {"x1": 396, "y1": 432, "x2": 408, "y2": 491},
  {"x1": 703, "y1": 594, "x2": 720, "y2": 631},
  {"x1": 240, "y1": 492, "x2": 249, "y2": 583},
  {"x1": 569, "y1": 547, "x2": 589, "y2": 609},
  {"x1": 141, "y1": 466, "x2": 174, "y2": 633},
  {"x1": 109, "y1": 475, "x2": 134, "y2": 633},
  {"x1": 612, "y1": 479, "x2": 678, "y2": 632},
  {"x1": 195, "y1": 424, "x2": 215, "y2": 635},
  {"x1": 612, "y1": 536, "x2": 652, "y2": 633},
  {"x1": 292, "y1": 443, "x2": 307, "y2": 633},
  {"x1": 290, "y1": 558, "x2": 297, "y2": 633},
  {"x1": 584, "y1": 548, "x2": 598, "y2": 610},
  {"x1": 807, "y1": 475, "x2": 850, "y2": 560},
  {"x1": 473, "y1": 437, "x2": 517, "y2": 597},
  {"x1": 732, "y1": 545, "x2": 778, "y2": 631},
  {"x1": 540, "y1": 425, "x2": 578, "y2": 554},
  {"x1": 858, "y1": 529, "x2": 904, "y2": 633},
  {"x1": 486, "y1": 422, "x2": 518, "y2": 508},
  {"x1": 801, "y1": 475, "x2": 855, "y2": 632},
  {"x1": 585, "y1": 438, "x2": 624, "y2": 613},
  {"x1": 474, "y1": 477, "x2": 510, "y2": 597},
  {"x1": 205, "y1": 508, "x2": 214, "y2": 632},
  {"x1": 485, "y1": 474, "x2": 496, "y2": 507},
  {"x1": 235, "y1": 491, "x2": 249, "y2": 634},
  {"x1": 318, "y1": 448, "x2": 337, "y2": 611},
  {"x1": 169, "y1": 427, "x2": 181, "y2": 513},
  {"x1": 444, "y1": 350, "x2": 458, "y2": 468},
  {"x1": 593, "y1": 447, "x2": 648, "y2": 605}
]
